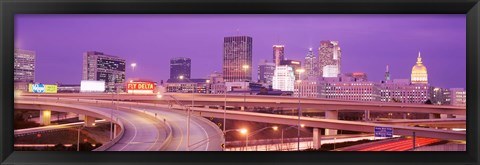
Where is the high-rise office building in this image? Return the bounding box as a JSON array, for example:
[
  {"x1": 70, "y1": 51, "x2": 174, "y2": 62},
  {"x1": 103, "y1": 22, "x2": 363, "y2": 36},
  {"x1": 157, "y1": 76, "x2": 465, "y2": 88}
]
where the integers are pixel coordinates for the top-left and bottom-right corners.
[
  {"x1": 14, "y1": 48, "x2": 36, "y2": 83},
  {"x1": 280, "y1": 60, "x2": 302, "y2": 80},
  {"x1": 82, "y1": 51, "x2": 126, "y2": 92},
  {"x1": 304, "y1": 48, "x2": 318, "y2": 79},
  {"x1": 318, "y1": 41, "x2": 341, "y2": 77},
  {"x1": 223, "y1": 36, "x2": 253, "y2": 82},
  {"x1": 170, "y1": 57, "x2": 191, "y2": 80},
  {"x1": 272, "y1": 65, "x2": 295, "y2": 91},
  {"x1": 258, "y1": 59, "x2": 276, "y2": 85},
  {"x1": 273, "y1": 45, "x2": 285, "y2": 66},
  {"x1": 411, "y1": 52, "x2": 428, "y2": 84}
]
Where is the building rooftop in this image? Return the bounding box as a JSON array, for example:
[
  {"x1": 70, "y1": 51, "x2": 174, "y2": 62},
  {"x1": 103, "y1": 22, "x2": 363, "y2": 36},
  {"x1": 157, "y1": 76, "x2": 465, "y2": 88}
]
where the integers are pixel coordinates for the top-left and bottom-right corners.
[{"x1": 166, "y1": 78, "x2": 208, "y2": 83}]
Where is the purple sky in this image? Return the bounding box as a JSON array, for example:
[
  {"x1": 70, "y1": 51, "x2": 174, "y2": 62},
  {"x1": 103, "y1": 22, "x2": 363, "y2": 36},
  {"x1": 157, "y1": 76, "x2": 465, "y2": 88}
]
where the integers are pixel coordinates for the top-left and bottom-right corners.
[{"x1": 14, "y1": 14, "x2": 466, "y2": 89}]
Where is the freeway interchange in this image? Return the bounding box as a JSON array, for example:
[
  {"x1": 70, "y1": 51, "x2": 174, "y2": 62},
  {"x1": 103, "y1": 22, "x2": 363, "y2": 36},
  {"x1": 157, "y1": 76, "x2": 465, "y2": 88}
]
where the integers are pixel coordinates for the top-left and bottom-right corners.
[{"x1": 14, "y1": 93, "x2": 466, "y2": 151}]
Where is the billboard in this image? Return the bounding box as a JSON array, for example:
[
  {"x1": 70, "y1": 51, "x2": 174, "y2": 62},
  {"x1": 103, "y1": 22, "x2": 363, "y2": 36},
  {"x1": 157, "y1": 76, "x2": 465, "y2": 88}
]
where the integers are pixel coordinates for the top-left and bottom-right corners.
[
  {"x1": 80, "y1": 80, "x2": 105, "y2": 93},
  {"x1": 28, "y1": 84, "x2": 58, "y2": 93},
  {"x1": 127, "y1": 82, "x2": 155, "y2": 94}
]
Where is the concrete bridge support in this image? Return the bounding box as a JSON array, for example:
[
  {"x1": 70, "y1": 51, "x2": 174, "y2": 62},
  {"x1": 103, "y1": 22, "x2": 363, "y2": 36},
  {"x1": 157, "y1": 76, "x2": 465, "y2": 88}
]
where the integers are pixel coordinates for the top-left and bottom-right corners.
[
  {"x1": 440, "y1": 114, "x2": 454, "y2": 119},
  {"x1": 429, "y1": 113, "x2": 440, "y2": 119},
  {"x1": 325, "y1": 110, "x2": 338, "y2": 135},
  {"x1": 79, "y1": 114, "x2": 96, "y2": 127},
  {"x1": 313, "y1": 128, "x2": 322, "y2": 149},
  {"x1": 78, "y1": 114, "x2": 85, "y2": 120},
  {"x1": 364, "y1": 110, "x2": 370, "y2": 121},
  {"x1": 39, "y1": 110, "x2": 51, "y2": 126},
  {"x1": 84, "y1": 116, "x2": 96, "y2": 127}
]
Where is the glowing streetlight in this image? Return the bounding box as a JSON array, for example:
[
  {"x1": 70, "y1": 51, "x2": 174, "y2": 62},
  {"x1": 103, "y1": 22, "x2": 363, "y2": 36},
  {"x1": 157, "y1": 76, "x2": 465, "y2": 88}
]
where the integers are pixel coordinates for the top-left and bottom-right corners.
[
  {"x1": 156, "y1": 94, "x2": 163, "y2": 99},
  {"x1": 130, "y1": 63, "x2": 137, "y2": 71},
  {"x1": 239, "y1": 128, "x2": 248, "y2": 134},
  {"x1": 179, "y1": 75, "x2": 184, "y2": 80},
  {"x1": 272, "y1": 126, "x2": 279, "y2": 131},
  {"x1": 300, "y1": 124, "x2": 305, "y2": 128}
]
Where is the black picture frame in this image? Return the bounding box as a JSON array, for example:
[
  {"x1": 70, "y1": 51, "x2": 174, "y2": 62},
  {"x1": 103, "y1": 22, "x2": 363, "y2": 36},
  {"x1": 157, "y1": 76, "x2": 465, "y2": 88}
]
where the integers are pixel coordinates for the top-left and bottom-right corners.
[{"x1": 1, "y1": 0, "x2": 478, "y2": 165}]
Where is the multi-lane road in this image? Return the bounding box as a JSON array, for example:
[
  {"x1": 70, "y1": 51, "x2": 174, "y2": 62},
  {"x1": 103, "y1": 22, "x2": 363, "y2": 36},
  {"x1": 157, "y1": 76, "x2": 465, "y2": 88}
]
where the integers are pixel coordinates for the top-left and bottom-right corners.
[
  {"x1": 124, "y1": 106, "x2": 223, "y2": 151},
  {"x1": 15, "y1": 97, "x2": 224, "y2": 151}
]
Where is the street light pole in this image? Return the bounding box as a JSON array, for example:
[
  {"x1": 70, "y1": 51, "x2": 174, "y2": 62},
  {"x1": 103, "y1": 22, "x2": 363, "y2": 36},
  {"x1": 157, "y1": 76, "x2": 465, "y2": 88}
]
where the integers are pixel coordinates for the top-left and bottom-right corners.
[
  {"x1": 130, "y1": 63, "x2": 137, "y2": 95},
  {"x1": 242, "y1": 65, "x2": 249, "y2": 111},
  {"x1": 244, "y1": 126, "x2": 278, "y2": 150},
  {"x1": 179, "y1": 75, "x2": 196, "y2": 151},
  {"x1": 281, "y1": 125, "x2": 303, "y2": 151},
  {"x1": 296, "y1": 68, "x2": 305, "y2": 151},
  {"x1": 223, "y1": 82, "x2": 227, "y2": 142},
  {"x1": 110, "y1": 92, "x2": 114, "y2": 140},
  {"x1": 77, "y1": 126, "x2": 85, "y2": 151}
]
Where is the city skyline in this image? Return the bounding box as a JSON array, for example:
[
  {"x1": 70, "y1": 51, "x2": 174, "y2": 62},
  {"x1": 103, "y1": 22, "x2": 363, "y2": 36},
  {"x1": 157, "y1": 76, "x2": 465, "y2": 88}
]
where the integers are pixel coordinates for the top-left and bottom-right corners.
[{"x1": 14, "y1": 14, "x2": 466, "y2": 88}]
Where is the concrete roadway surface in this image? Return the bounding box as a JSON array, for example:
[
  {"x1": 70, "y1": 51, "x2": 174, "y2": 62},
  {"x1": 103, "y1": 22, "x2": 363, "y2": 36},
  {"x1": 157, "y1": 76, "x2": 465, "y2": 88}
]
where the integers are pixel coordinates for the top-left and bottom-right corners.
[
  {"x1": 105, "y1": 107, "x2": 168, "y2": 151},
  {"x1": 122, "y1": 106, "x2": 223, "y2": 151},
  {"x1": 17, "y1": 97, "x2": 169, "y2": 151},
  {"x1": 19, "y1": 96, "x2": 223, "y2": 151}
]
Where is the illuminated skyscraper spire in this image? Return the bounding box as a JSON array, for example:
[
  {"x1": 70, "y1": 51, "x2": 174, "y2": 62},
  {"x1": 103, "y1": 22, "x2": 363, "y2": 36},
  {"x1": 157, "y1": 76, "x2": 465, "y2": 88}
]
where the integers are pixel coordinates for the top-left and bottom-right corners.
[{"x1": 385, "y1": 65, "x2": 390, "y2": 81}]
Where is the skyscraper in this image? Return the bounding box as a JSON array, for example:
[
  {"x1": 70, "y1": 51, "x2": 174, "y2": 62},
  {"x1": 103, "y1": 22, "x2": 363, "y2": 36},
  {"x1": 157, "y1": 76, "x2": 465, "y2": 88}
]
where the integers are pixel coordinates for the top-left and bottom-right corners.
[
  {"x1": 272, "y1": 65, "x2": 295, "y2": 91},
  {"x1": 318, "y1": 41, "x2": 341, "y2": 77},
  {"x1": 170, "y1": 57, "x2": 191, "y2": 80},
  {"x1": 304, "y1": 48, "x2": 318, "y2": 79},
  {"x1": 273, "y1": 45, "x2": 285, "y2": 66},
  {"x1": 257, "y1": 59, "x2": 275, "y2": 85},
  {"x1": 223, "y1": 36, "x2": 253, "y2": 82},
  {"x1": 82, "y1": 51, "x2": 126, "y2": 92},
  {"x1": 14, "y1": 48, "x2": 36, "y2": 83},
  {"x1": 280, "y1": 60, "x2": 302, "y2": 80},
  {"x1": 411, "y1": 52, "x2": 428, "y2": 84}
]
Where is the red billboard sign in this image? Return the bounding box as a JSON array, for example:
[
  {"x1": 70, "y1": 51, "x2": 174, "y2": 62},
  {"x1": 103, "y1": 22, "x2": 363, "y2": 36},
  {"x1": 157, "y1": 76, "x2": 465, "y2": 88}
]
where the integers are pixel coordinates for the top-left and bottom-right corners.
[{"x1": 127, "y1": 82, "x2": 155, "y2": 91}]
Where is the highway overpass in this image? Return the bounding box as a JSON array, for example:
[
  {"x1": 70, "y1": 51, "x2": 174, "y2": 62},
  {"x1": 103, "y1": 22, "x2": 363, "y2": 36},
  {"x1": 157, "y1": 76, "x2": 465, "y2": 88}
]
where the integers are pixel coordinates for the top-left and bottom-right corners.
[
  {"x1": 35, "y1": 96, "x2": 464, "y2": 141},
  {"x1": 15, "y1": 98, "x2": 223, "y2": 151},
  {"x1": 24, "y1": 93, "x2": 466, "y2": 115}
]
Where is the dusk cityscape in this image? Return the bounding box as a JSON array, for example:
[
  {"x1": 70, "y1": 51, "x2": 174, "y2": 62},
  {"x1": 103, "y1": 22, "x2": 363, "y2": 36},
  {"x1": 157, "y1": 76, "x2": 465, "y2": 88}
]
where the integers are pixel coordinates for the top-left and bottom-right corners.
[{"x1": 13, "y1": 14, "x2": 466, "y2": 152}]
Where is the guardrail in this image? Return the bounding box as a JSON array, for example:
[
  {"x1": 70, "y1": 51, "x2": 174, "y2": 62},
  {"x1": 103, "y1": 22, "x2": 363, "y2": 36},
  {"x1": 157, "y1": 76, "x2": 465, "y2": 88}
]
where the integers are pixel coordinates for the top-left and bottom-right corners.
[
  {"x1": 14, "y1": 120, "x2": 108, "y2": 136},
  {"x1": 92, "y1": 119, "x2": 125, "y2": 151}
]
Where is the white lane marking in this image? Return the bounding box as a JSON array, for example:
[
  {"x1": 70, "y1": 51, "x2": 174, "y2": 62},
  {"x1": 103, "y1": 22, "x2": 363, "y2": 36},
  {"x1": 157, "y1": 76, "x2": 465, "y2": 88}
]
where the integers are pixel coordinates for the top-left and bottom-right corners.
[
  {"x1": 119, "y1": 116, "x2": 138, "y2": 151},
  {"x1": 191, "y1": 118, "x2": 210, "y2": 151},
  {"x1": 169, "y1": 116, "x2": 184, "y2": 151},
  {"x1": 127, "y1": 107, "x2": 163, "y2": 151},
  {"x1": 147, "y1": 117, "x2": 161, "y2": 151}
]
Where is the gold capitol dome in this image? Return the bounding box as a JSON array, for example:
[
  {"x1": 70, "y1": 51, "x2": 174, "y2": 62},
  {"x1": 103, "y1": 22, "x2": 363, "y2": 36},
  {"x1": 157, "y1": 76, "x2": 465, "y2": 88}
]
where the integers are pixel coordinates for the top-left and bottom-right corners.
[{"x1": 411, "y1": 51, "x2": 428, "y2": 84}]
